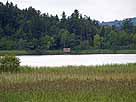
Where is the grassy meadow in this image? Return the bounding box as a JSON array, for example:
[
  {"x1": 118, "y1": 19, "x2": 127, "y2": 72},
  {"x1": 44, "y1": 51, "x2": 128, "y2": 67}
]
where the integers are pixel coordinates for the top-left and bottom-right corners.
[{"x1": 0, "y1": 64, "x2": 136, "y2": 102}]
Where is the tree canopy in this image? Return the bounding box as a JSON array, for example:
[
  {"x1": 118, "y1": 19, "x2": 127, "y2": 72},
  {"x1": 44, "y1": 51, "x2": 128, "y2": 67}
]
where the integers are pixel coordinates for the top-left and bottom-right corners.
[{"x1": 0, "y1": 1, "x2": 136, "y2": 51}]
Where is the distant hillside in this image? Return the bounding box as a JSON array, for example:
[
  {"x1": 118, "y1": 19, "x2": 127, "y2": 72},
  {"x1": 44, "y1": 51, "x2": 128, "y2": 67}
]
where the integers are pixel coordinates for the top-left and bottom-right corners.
[
  {"x1": 101, "y1": 17, "x2": 136, "y2": 28},
  {"x1": 130, "y1": 17, "x2": 136, "y2": 26}
]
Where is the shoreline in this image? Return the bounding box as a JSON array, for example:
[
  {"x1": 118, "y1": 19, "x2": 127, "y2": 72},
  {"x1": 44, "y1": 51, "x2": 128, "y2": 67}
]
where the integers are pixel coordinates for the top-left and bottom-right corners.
[{"x1": 1, "y1": 49, "x2": 136, "y2": 55}]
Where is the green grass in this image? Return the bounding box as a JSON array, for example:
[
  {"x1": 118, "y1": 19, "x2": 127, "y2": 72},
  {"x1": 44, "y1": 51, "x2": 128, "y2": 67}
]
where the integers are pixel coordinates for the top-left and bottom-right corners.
[
  {"x1": 1, "y1": 49, "x2": 136, "y2": 55},
  {"x1": 0, "y1": 50, "x2": 29, "y2": 55},
  {"x1": 0, "y1": 64, "x2": 136, "y2": 102},
  {"x1": 72, "y1": 49, "x2": 136, "y2": 54}
]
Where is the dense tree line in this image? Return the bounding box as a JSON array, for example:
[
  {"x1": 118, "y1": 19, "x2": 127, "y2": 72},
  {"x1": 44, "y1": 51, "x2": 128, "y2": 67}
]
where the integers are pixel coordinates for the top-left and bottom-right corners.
[{"x1": 0, "y1": 1, "x2": 136, "y2": 51}]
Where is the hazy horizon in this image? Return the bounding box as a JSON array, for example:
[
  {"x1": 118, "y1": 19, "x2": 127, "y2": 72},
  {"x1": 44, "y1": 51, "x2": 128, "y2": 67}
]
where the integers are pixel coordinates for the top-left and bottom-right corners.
[{"x1": 1, "y1": 0, "x2": 136, "y2": 22}]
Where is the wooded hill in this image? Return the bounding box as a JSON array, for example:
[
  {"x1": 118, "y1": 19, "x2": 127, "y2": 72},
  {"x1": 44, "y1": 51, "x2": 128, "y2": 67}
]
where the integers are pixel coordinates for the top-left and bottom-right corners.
[{"x1": 0, "y1": 1, "x2": 136, "y2": 51}]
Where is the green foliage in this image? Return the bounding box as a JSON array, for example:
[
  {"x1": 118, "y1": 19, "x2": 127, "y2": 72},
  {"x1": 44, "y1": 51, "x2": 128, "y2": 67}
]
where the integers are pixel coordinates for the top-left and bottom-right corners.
[
  {"x1": 59, "y1": 29, "x2": 75, "y2": 48},
  {"x1": 80, "y1": 40, "x2": 90, "y2": 49},
  {"x1": 0, "y1": 37, "x2": 15, "y2": 50},
  {"x1": 41, "y1": 35, "x2": 54, "y2": 49},
  {"x1": 93, "y1": 34, "x2": 103, "y2": 48},
  {"x1": 132, "y1": 34, "x2": 136, "y2": 48},
  {"x1": 0, "y1": 1, "x2": 136, "y2": 51},
  {"x1": 123, "y1": 19, "x2": 134, "y2": 33},
  {"x1": 0, "y1": 55, "x2": 20, "y2": 72},
  {"x1": 105, "y1": 31, "x2": 131, "y2": 49}
]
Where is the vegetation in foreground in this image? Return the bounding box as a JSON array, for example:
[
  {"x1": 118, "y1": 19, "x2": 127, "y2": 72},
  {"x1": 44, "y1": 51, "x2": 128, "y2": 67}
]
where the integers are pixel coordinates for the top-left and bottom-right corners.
[{"x1": 0, "y1": 64, "x2": 136, "y2": 102}]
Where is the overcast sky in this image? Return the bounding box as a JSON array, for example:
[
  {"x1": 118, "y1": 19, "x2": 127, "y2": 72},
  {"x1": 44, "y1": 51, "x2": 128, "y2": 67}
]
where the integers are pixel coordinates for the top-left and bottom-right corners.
[{"x1": 1, "y1": 0, "x2": 136, "y2": 22}]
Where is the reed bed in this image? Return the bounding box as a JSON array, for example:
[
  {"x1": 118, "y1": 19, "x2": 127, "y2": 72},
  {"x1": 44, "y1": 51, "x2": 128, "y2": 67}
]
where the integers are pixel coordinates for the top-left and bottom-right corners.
[{"x1": 0, "y1": 64, "x2": 136, "y2": 102}]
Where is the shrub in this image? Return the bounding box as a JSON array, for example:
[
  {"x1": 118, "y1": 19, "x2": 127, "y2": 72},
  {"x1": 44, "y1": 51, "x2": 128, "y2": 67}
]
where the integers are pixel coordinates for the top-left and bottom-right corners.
[{"x1": 0, "y1": 55, "x2": 20, "y2": 73}]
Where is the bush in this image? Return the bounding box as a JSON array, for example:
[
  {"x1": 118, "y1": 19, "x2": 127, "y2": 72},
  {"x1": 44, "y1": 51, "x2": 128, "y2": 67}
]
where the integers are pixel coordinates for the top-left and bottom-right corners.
[{"x1": 0, "y1": 55, "x2": 20, "y2": 73}]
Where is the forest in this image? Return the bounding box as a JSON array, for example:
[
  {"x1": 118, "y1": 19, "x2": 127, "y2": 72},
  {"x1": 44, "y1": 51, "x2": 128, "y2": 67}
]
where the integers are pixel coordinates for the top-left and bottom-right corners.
[{"x1": 0, "y1": 1, "x2": 136, "y2": 52}]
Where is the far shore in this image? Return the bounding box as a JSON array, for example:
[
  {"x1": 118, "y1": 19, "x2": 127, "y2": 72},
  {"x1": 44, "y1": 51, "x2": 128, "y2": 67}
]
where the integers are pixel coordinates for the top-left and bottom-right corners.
[{"x1": 0, "y1": 49, "x2": 136, "y2": 55}]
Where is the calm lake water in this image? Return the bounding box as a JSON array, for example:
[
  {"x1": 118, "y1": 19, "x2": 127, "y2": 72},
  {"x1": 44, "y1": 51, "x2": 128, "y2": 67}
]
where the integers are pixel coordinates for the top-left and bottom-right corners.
[{"x1": 18, "y1": 54, "x2": 136, "y2": 67}]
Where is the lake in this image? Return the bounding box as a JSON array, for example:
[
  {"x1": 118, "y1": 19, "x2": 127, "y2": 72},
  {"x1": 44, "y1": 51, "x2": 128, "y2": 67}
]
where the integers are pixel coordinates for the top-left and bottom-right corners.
[{"x1": 18, "y1": 54, "x2": 136, "y2": 67}]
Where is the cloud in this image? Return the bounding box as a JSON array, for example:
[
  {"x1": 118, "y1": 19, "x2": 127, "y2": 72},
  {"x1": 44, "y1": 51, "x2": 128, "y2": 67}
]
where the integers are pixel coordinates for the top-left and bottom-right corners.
[{"x1": 1, "y1": 0, "x2": 136, "y2": 21}]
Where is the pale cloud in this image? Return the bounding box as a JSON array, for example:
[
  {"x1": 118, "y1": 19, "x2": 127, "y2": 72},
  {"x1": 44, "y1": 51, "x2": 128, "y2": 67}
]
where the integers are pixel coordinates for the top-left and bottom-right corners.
[{"x1": 1, "y1": 0, "x2": 136, "y2": 21}]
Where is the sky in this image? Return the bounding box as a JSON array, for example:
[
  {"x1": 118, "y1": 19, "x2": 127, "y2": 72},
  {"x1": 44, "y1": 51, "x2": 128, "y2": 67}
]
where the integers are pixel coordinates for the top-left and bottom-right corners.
[{"x1": 1, "y1": 0, "x2": 136, "y2": 22}]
